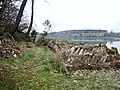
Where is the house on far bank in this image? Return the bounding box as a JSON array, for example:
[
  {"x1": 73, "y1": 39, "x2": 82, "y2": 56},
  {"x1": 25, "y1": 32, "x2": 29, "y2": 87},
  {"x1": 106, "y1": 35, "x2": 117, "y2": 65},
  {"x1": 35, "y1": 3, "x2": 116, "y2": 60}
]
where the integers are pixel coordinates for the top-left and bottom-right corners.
[
  {"x1": 48, "y1": 29, "x2": 108, "y2": 38},
  {"x1": 71, "y1": 30, "x2": 108, "y2": 37},
  {"x1": 105, "y1": 32, "x2": 120, "y2": 37},
  {"x1": 48, "y1": 30, "x2": 120, "y2": 43}
]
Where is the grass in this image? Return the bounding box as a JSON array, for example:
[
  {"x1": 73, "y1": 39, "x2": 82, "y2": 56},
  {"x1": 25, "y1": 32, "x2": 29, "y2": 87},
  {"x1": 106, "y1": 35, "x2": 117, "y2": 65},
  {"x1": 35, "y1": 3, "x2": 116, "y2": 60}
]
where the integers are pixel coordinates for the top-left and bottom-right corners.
[{"x1": 0, "y1": 45, "x2": 120, "y2": 90}]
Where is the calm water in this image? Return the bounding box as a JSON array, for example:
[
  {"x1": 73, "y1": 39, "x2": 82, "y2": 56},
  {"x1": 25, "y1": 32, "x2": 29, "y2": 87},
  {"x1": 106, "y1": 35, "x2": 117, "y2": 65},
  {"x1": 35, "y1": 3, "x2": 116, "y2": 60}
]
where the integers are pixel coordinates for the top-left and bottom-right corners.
[{"x1": 106, "y1": 41, "x2": 120, "y2": 54}]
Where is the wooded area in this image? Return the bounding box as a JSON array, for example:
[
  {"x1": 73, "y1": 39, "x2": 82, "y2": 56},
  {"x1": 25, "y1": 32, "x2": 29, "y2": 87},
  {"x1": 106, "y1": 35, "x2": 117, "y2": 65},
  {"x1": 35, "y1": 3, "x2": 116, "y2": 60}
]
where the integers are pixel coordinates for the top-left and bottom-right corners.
[{"x1": 0, "y1": 0, "x2": 36, "y2": 41}]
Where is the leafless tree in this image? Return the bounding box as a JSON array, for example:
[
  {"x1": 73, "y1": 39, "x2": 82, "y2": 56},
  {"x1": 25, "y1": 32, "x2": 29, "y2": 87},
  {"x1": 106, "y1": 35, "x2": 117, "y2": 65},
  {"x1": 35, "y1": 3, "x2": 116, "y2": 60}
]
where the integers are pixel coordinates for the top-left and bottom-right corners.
[
  {"x1": 26, "y1": 0, "x2": 34, "y2": 36},
  {"x1": 11, "y1": 0, "x2": 27, "y2": 36}
]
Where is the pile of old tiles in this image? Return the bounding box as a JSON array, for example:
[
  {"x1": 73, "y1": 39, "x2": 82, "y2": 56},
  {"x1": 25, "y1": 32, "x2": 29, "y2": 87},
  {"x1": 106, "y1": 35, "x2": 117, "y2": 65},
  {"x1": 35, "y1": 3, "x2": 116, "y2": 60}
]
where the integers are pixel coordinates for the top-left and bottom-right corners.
[
  {"x1": 45, "y1": 40, "x2": 120, "y2": 70},
  {"x1": 64, "y1": 45, "x2": 120, "y2": 70},
  {"x1": 0, "y1": 38, "x2": 22, "y2": 59}
]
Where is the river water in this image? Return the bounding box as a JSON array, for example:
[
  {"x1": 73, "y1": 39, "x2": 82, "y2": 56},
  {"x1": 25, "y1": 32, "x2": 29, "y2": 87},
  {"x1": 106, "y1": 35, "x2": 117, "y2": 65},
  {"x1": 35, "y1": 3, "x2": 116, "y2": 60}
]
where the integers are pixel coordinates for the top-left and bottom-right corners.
[{"x1": 106, "y1": 41, "x2": 120, "y2": 54}]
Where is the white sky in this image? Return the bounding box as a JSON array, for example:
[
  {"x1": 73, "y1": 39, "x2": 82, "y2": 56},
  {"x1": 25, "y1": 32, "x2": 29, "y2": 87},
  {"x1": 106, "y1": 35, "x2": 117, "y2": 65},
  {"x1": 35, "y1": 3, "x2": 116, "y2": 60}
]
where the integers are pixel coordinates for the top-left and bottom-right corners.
[{"x1": 25, "y1": 0, "x2": 120, "y2": 32}]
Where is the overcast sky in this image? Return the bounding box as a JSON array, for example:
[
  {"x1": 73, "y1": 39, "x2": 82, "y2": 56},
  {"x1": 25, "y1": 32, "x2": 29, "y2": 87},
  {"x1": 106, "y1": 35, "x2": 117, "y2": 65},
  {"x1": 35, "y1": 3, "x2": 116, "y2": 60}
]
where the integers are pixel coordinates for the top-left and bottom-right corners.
[{"x1": 25, "y1": 0, "x2": 120, "y2": 32}]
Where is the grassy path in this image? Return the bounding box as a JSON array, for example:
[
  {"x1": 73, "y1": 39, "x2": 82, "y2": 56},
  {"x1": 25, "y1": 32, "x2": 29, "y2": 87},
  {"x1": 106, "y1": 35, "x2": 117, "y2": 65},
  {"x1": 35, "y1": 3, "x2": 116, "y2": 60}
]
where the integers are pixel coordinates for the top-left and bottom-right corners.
[{"x1": 0, "y1": 46, "x2": 120, "y2": 90}]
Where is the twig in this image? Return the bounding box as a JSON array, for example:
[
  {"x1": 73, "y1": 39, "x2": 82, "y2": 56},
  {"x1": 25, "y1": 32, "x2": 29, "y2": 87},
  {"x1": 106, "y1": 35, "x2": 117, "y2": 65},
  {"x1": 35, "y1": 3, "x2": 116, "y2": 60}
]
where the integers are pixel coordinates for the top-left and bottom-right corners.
[
  {"x1": 44, "y1": 0, "x2": 50, "y2": 5},
  {"x1": 6, "y1": 32, "x2": 16, "y2": 44}
]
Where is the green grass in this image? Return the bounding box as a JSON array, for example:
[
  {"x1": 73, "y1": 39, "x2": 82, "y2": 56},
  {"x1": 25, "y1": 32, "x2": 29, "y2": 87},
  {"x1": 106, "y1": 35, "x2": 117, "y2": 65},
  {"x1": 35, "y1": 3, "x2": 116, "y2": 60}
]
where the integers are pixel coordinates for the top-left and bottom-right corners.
[
  {"x1": 0, "y1": 46, "x2": 120, "y2": 90},
  {"x1": 0, "y1": 84, "x2": 9, "y2": 90}
]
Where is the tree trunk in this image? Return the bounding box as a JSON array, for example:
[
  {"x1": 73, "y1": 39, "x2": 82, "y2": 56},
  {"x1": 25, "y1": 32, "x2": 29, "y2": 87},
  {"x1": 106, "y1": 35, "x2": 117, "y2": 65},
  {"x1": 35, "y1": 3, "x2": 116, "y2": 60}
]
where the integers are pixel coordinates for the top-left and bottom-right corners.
[
  {"x1": 26, "y1": 0, "x2": 34, "y2": 36},
  {"x1": 11, "y1": 0, "x2": 27, "y2": 36}
]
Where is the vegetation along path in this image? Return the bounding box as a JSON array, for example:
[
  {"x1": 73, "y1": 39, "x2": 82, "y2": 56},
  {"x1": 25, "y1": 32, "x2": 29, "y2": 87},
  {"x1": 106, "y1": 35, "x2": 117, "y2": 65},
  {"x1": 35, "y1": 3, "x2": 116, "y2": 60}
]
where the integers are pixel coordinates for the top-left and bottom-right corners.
[{"x1": 0, "y1": 43, "x2": 120, "y2": 90}]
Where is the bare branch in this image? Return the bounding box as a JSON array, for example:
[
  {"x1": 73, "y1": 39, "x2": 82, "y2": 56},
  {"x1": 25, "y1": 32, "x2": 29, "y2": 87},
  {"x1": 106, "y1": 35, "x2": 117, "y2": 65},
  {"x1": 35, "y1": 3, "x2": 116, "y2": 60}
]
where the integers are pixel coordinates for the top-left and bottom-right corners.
[{"x1": 44, "y1": 0, "x2": 49, "y2": 5}]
